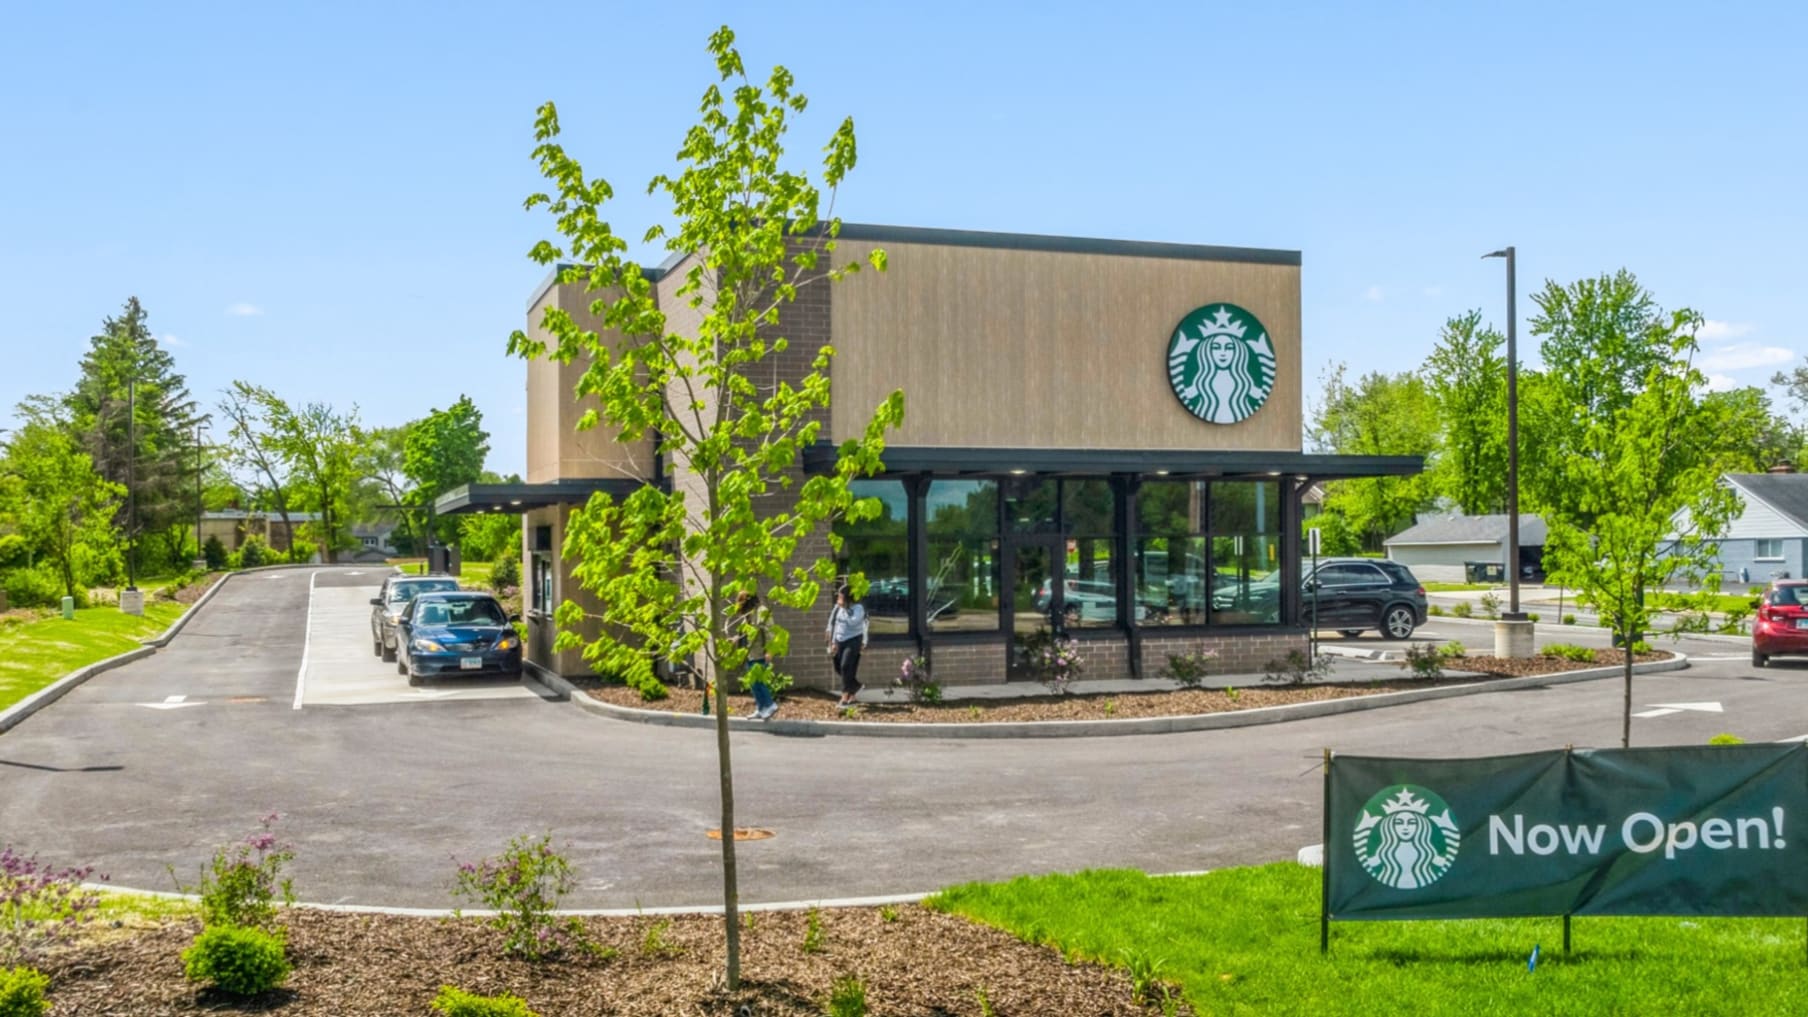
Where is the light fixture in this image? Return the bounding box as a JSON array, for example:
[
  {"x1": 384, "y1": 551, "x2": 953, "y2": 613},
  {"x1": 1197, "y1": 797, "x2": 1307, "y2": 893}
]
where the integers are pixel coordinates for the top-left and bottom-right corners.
[
  {"x1": 1267, "y1": 470, "x2": 1282, "y2": 476},
  {"x1": 1154, "y1": 470, "x2": 1170, "y2": 476},
  {"x1": 510, "y1": 499, "x2": 522, "y2": 506},
  {"x1": 1009, "y1": 469, "x2": 1027, "y2": 475}
]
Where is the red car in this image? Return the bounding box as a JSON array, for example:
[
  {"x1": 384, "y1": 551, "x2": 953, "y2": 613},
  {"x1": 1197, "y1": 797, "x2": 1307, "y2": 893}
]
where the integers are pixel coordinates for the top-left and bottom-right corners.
[{"x1": 1751, "y1": 580, "x2": 1808, "y2": 667}]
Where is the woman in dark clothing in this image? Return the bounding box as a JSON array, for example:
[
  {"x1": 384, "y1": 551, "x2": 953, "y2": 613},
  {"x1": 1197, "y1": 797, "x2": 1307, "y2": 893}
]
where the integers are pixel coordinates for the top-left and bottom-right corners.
[{"x1": 825, "y1": 585, "x2": 869, "y2": 707}]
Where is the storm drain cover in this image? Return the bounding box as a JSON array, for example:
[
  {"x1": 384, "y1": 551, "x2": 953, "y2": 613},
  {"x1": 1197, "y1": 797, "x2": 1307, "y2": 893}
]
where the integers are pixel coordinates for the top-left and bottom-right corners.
[{"x1": 706, "y1": 828, "x2": 774, "y2": 841}]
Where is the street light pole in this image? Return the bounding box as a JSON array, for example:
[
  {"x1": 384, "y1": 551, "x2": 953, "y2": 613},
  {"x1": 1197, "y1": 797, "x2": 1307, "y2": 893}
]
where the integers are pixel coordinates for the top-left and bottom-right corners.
[
  {"x1": 195, "y1": 421, "x2": 205, "y2": 565},
  {"x1": 1484, "y1": 246, "x2": 1530, "y2": 656},
  {"x1": 126, "y1": 375, "x2": 137, "y2": 593}
]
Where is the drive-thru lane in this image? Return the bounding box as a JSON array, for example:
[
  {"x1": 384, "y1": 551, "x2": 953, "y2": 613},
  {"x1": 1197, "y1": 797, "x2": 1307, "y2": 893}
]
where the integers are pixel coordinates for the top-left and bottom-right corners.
[{"x1": 1, "y1": 567, "x2": 1802, "y2": 909}]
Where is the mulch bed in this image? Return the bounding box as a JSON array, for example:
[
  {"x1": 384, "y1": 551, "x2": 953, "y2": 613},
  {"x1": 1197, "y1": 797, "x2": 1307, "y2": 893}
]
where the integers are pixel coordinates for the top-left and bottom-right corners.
[
  {"x1": 580, "y1": 650, "x2": 1673, "y2": 724},
  {"x1": 40, "y1": 905, "x2": 1181, "y2": 1015}
]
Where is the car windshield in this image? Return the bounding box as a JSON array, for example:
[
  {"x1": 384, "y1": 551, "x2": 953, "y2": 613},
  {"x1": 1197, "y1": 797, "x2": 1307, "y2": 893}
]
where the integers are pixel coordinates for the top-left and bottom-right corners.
[
  {"x1": 418, "y1": 599, "x2": 507, "y2": 627},
  {"x1": 390, "y1": 579, "x2": 458, "y2": 603}
]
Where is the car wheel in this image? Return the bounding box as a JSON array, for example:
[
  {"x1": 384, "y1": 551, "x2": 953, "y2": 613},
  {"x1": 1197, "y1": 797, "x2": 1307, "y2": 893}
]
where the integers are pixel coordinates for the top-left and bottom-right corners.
[
  {"x1": 407, "y1": 668, "x2": 423, "y2": 687},
  {"x1": 372, "y1": 636, "x2": 382, "y2": 657},
  {"x1": 396, "y1": 655, "x2": 408, "y2": 675},
  {"x1": 1754, "y1": 649, "x2": 1769, "y2": 668},
  {"x1": 1338, "y1": 629, "x2": 1363, "y2": 638},
  {"x1": 1381, "y1": 605, "x2": 1416, "y2": 640},
  {"x1": 381, "y1": 642, "x2": 395, "y2": 663}
]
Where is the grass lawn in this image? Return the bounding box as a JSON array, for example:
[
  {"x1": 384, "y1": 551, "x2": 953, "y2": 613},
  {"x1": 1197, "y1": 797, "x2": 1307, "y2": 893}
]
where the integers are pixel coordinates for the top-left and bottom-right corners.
[
  {"x1": 1423, "y1": 582, "x2": 1500, "y2": 592},
  {"x1": 0, "y1": 602, "x2": 186, "y2": 712},
  {"x1": 1651, "y1": 591, "x2": 1761, "y2": 614},
  {"x1": 929, "y1": 864, "x2": 1808, "y2": 1016},
  {"x1": 386, "y1": 558, "x2": 495, "y2": 587}
]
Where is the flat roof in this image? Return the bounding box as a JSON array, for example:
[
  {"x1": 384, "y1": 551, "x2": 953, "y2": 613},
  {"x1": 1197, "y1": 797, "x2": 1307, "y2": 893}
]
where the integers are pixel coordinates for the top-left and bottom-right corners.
[
  {"x1": 433, "y1": 480, "x2": 647, "y2": 516},
  {"x1": 802, "y1": 444, "x2": 1421, "y2": 482},
  {"x1": 527, "y1": 223, "x2": 1299, "y2": 307}
]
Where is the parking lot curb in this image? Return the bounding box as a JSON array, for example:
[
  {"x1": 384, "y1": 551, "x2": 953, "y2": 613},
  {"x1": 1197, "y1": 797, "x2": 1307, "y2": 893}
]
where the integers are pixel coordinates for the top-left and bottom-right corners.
[
  {"x1": 538, "y1": 654, "x2": 1690, "y2": 739},
  {"x1": 1421, "y1": 611, "x2": 1754, "y2": 645}
]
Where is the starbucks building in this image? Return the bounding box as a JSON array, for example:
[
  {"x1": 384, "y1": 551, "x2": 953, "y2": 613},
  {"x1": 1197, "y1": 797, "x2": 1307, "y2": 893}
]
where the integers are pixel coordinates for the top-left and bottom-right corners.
[{"x1": 438, "y1": 225, "x2": 1420, "y2": 690}]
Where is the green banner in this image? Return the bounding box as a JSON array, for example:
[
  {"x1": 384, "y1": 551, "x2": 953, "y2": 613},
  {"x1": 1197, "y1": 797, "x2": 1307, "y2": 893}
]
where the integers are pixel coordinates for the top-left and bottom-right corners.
[{"x1": 1325, "y1": 745, "x2": 1808, "y2": 920}]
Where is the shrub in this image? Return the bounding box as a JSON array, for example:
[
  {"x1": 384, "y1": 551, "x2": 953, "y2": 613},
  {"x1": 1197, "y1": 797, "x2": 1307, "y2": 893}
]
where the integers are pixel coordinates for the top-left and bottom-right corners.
[
  {"x1": 0, "y1": 966, "x2": 48, "y2": 1017},
  {"x1": 1710, "y1": 733, "x2": 1745, "y2": 746},
  {"x1": 238, "y1": 536, "x2": 270, "y2": 569},
  {"x1": 490, "y1": 552, "x2": 520, "y2": 592},
  {"x1": 0, "y1": 848, "x2": 100, "y2": 967},
  {"x1": 1, "y1": 569, "x2": 63, "y2": 611},
  {"x1": 1527, "y1": 612, "x2": 1540, "y2": 623},
  {"x1": 181, "y1": 814, "x2": 294, "y2": 931},
  {"x1": 802, "y1": 907, "x2": 825, "y2": 954},
  {"x1": 1451, "y1": 601, "x2": 1473, "y2": 619},
  {"x1": 287, "y1": 539, "x2": 317, "y2": 564},
  {"x1": 1402, "y1": 642, "x2": 1443, "y2": 679},
  {"x1": 202, "y1": 535, "x2": 228, "y2": 570},
  {"x1": 1264, "y1": 649, "x2": 1331, "y2": 686},
  {"x1": 1159, "y1": 650, "x2": 1218, "y2": 689},
  {"x1": 433, "y1": 985, "x2": 540, "y2": 1017},
  {"x1": 1437, "y1": 641, "x2": 1466, "y2": 659},
  {"x1": 1630, "y1": 638, "x2": 1653, "y2": 654},
  {"x1": 1478, "y1": 592, "x2": 1501, "y2": 620},
  {"x1": 1013, "y1": 627, "x2": 1084, "y2": 694},
  {"x1": 1540, "y1": 643, "x2": 1596, "y2": 663},
  {"x1": 1562, "y1": 613, "x2": 1577, "y2": 625},
  {"x1": 1427, "y1": 604, "x2": 1444, "y2": 617},
  {"x1": 452, "y1": 834, "x2": 580, "y2": 960},
  {"x1": 182, "y1": 924, "x2": 289, "y2": 996},
  {"x1": 827, "y1": 974, "x2": 869, "y2": 1017},
  {"x1": 891, "y1": 655, "x2": 942, "y2": 703}
]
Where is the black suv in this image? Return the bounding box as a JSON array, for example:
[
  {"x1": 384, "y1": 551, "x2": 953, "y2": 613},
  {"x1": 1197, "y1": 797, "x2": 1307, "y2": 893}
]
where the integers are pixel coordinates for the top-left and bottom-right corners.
[{"x1": 1302, "y1": 558, "x2": 1427, "y2": 639}]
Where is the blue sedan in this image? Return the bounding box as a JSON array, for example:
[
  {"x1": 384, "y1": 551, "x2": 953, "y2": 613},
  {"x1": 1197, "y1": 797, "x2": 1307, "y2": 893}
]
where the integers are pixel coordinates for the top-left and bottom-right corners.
[{"x1": 397, "y1": 592, "x2": 522, "y2": 686}]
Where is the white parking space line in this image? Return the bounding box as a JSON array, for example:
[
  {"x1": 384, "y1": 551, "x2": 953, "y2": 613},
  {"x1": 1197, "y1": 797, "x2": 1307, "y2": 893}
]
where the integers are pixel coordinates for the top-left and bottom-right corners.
[
  {"x1": 299, "y1": 585, "x2": 539, "y2": 706},
  {"x1": 292, "y1": 570, "x2": 319, "y2": 710}
]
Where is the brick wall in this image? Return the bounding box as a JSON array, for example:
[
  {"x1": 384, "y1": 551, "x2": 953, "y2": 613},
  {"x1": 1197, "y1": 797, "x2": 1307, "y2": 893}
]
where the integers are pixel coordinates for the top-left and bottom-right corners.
[{"x1": 1141, "y1": 629, "x2": 1310, "y2": 679}]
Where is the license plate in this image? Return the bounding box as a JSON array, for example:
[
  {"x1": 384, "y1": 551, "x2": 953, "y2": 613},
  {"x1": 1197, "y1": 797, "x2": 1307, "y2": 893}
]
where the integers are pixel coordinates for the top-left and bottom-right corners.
[
  {"x1": 460, "y1": 657, "x2": 483, "y2": 670},
  {"x1": 1795, "y1": 620, "x2": 1808, "y2": 630}
]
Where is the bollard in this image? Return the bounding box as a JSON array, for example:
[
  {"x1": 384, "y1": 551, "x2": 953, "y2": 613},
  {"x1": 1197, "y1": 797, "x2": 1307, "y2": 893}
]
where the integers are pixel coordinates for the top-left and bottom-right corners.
[{"x1": 61, "y1": 596, "x2": 74, "y2": 620}]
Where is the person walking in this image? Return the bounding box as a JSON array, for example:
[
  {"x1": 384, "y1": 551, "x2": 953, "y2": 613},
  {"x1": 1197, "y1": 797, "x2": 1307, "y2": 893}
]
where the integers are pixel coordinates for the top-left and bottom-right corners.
[
  {"x1": 733, "y1": 591, "x2": 779, "y2": 720},
  {"x1": 826, "y1": 584, "x2": 869, "y2": 707}
]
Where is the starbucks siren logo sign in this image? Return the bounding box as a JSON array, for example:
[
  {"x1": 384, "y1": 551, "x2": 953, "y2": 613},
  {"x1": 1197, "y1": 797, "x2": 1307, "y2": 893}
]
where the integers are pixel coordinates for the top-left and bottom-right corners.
[
  {"x1": 1352, "y1": 785, "x2": 1463, "y2": 890},
  {"x1": 1166, "y1": 303, "x2": 1277, "y2": 424}
]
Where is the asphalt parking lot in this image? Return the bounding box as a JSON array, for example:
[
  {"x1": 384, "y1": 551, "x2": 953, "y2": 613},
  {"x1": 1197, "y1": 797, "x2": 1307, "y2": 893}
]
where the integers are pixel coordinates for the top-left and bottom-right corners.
[{"x1": 0, "y1": 567, "x2": 1801, "y2": 909}]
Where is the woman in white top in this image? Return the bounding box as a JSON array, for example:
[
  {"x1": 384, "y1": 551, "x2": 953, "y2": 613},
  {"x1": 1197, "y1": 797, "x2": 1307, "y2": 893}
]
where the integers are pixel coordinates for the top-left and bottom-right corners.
[{"x1": 825, "y1": 585, "x2": 869, "y2": 706}]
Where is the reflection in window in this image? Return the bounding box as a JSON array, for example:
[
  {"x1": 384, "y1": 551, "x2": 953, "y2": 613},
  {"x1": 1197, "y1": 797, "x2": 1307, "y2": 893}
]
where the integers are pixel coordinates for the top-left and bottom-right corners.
[
  {"x1": 927, "y1": 480, "x2": 1000, "y2": 632},
  {"x1": 1063, "y1": 479, "x2": 1118, "y2": 628},
  {"x1": 1134, "y1": 481, "x2": 1207, "y2": 627},
  {"x1": 835, "y1": 480, "x2": 909, "y2": 634},
  {"x1": 1209, "y1": 482, "x2": 1281, "y2": 625}
]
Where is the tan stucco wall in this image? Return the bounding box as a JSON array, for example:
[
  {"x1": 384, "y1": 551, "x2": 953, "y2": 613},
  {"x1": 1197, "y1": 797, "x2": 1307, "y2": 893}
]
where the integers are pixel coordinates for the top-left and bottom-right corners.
[
  {"x1": 827, "y1": 240, "x2": 1302, "y2": 451},
  {"x1": 523, "y1": 278, "x2": 657, "y2": 485}
]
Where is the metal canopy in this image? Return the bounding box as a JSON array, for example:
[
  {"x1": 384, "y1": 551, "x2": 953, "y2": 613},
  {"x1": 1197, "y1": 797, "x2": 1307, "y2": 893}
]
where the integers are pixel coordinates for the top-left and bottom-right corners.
[
  {"x1": 800, "y1": 443, "x2": 1423, "y2": 482},
  {"x1": 433, "y1": 480, "x2": 646, "y2": 516}
]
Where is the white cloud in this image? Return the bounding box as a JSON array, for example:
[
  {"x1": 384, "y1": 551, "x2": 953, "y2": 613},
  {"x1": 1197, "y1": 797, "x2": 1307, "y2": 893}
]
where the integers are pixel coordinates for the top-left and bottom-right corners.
[
  {"x1": 161, "y1": 333, "x2": 186, "y2": 348},
  {"x1": 1362, "y1": 285, "x2": 1384, "y2": 303},
  {"x1": 1699, "y1": 319, "x2": 1754, "y2": 342},
  {"x1": 1704, "y1": 373, "x2": 1741, "y2": 392},
  {"x1": 225, "y1": 303, "x2": 263, "y2": 317},
  {"x1": 1698, "y1": 342, "x2": 1794, "y2": 373}
]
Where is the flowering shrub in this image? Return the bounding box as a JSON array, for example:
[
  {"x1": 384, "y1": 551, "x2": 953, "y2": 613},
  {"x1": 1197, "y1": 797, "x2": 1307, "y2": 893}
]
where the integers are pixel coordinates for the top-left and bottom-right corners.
[
  {"x1": 181, "y1": 814, "x2": 294, "y2": 931},
  {"x1": 0, "y1": 848, "x2": 100, "y2": 967},
  {"x1": 1159, "y1": 649, "x2": 1219, "y2": 689},
  {"x1": 451, "y1": 834, "x2": 583, "y2": 960},
  {"x1": 1015, "y1": 627, "x2": 1085, "y2": 694},
  {"x1": 892, "y1": 656, "x2": 942, "y2": 704},
  {"x1": 181, "y1": 924, "x2": 290, "y2": 996}
]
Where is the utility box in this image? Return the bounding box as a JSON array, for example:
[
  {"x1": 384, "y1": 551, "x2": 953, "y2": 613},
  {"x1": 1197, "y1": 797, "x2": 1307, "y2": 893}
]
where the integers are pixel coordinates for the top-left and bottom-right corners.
[
  {"x1": 120, "y1": 588, "x2": 145, "y2": 617},
  {"x1": 1464, "y1": 561, "x2": 1506, "y2": 583}
]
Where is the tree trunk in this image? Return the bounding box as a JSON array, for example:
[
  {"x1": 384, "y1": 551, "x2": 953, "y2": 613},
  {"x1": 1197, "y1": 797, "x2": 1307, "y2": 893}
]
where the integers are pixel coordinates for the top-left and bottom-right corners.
[
  {"x1": 711, "y1": 586, "x2": 742, "y2": 990},
  {"x1": 1621, "y1": 636, "x2": 1633, "y2": 749}
]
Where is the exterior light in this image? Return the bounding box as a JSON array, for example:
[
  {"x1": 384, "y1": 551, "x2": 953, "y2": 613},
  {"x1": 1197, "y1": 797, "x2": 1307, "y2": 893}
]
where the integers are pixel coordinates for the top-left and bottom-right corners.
[
  {"x1": 509, "y1": 499, "x2": 522, "y2": 506},
  {"x1": 1267, "y1": 470, "x2": 1282, "y2": 476},
  {"x1": 1009, "y1": 469, "x2": 1027, "y2": 475},
  {"x1": 1154, "y1": 470, "x2": 1170, "y2": 476}
]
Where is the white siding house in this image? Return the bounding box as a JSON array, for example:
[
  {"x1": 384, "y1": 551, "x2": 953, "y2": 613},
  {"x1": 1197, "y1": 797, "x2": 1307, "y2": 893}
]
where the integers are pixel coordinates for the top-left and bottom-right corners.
[{"x1": 1384, "y1": 514, "x2": 1547, "y2": 584}]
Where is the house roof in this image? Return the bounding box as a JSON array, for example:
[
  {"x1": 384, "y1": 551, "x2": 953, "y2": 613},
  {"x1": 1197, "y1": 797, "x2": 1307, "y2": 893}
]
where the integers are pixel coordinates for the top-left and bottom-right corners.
[
  {"x1": 1726, "y1": 474, "x2": 1808, "y2": 531},
  {"x1": 1386, "y1": 513, "x2": 1547, "y2": 547},
  {"x1": 201, "y1": 509, "x2": 324, "y2": 522}
]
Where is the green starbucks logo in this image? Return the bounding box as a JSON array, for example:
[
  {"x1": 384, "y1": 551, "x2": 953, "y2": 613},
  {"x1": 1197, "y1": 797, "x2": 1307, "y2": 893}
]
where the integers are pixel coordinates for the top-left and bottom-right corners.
[
  {"x1": 1166, "y1": 303, "x2": 1277, "y2": 424},
  {"x1": 1352, "y1": 785, "x2": 1462, "y2": 890}
]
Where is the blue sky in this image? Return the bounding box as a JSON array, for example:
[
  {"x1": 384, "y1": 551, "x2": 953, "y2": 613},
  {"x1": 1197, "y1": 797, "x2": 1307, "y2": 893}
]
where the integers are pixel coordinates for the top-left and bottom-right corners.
[{"x1": 3, "y1": 2, "x2": 1804, "y2": 476}]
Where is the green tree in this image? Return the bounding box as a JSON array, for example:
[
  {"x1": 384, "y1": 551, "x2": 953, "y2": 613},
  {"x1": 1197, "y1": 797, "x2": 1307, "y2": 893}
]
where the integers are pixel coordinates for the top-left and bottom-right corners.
[
  {"x1": 1309, "y1": 365, "x2": 1439, "y2": 550},
  {"x1": 1537, "y1": 281, "x2": 1756, "y2": 747},
  {"x1": 265, "y1": 399, "x2": 363, "y2": 562},
  {"x1": 218, "y1": 382, "x2": 299, "y2": 545},
  {"x1": 1, "y1": 419, "x2": 124, "y2": 598},
  {"x1": 1422, "y1": 310, "x2": 1508, "y2": 515},
  {"x1": 403, "y1": 395, "x2": 490, "y2": 546},
  {"x1": 506, "y1": 27, "x2": 900, "y2": 988},
  {"x1": 1301, "y1": 511, "x2": 1361, "y2": 557},
  {"x1": 363, "y1": 424, "x2": 422, "y2": 554},
  {"x1": 64, "y1": 297, "x2": 203, "y2": 571}
]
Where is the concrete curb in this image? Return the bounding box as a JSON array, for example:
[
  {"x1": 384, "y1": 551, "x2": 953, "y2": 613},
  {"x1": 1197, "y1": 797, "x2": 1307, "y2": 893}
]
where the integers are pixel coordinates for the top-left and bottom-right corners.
[
  {"x1": 538, "y1": 655, "x2": 1691, "y2": 740},
  {"x1": 1422, "y1": 613, "x2": 1753, "y2": 645},
  {"x1": 0, "y1": 565, "x2": 351, "y2": 735}
]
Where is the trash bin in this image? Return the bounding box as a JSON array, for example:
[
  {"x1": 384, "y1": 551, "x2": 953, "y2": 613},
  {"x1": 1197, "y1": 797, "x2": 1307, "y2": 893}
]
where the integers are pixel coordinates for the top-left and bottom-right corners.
[{"x1": 1465, "y1": 561, "x2": 1506, "y2": 583}]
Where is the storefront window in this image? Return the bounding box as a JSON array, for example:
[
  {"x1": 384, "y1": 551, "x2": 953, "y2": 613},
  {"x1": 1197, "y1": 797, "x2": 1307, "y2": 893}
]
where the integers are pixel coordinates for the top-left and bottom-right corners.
[
  {"x1": 1134, "y1": 481, "x2": 1208, "y2": 626},
  {"x1": 1062, "y1": 479, "x2": 1117, "y2": 628},
  {"x1": 926, "y1": 480, "x2": 1000, "y2": 632},
  {"x1": 1209, "y1": 481, "x2": 1281, "y2": 625},
  {"x1": 835, "y1": 479, "x2": 909, "y2": 635}
]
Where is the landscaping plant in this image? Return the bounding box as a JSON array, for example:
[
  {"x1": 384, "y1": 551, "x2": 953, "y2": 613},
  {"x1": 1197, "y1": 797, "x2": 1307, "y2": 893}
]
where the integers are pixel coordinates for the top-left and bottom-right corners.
[
  {"x1": 452, "y1": 835, "x2": 582, "y2": 960},
  {"x1": 183, "y1": 813, "x2": 294, "y2": 931},
  {"x1": 0, "y1": 965, "x2": 49, "y2": 1017},
  {"x1": 1159, "y1": 649, "x2": 1218, "y2": 689},
  {"x1": 181, "y1": 924, "x2": 289, "y2": 997},
  {"x1": 826, "y1": 974, "x2": 869, "y2": 1017},
  {"x1": 0, "y1": 848, "x2": 99, "y2": 968},
  {"x1": 1014, "y1": 626, "x2": 1085, "y2": 694},
  {"x1": 1402, "y1": 642, "x2": 1443, "y2": 679},
  {"x1": 892, "y1": 655, "x2": 941, "y2": 703},
  {"x1": 432, "y1": 985, "x2": 540, "y2": 1017}
]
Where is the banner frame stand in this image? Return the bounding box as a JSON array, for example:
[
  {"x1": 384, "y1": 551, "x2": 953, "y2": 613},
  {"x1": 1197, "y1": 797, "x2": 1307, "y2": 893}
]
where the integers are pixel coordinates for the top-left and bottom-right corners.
[{"x1": 1320, "y1": 747, "x2": 1332, "y2": 954}]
